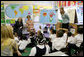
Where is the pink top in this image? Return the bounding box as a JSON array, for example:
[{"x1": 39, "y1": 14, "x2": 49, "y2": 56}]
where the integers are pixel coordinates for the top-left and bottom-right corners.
[{"x1": 26, "y1": 20, "x2": 34, "y2": 29}]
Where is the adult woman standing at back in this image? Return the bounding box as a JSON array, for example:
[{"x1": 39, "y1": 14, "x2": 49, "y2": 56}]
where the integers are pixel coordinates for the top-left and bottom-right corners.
[
  {"x1": 14, "y1": 17, "x2": 23, "y2": 38},
  {"x1": 60, "y1": 7, "x2": 70, "y2": 30},
  {"x1": 26, "y1": 15, "x2": 34, "y2": 32}
]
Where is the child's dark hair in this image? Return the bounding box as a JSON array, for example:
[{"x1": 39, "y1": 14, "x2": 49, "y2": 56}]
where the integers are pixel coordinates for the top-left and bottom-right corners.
[
  {"x1": 62, "y1": 30, "x2": 65, "y2": 34},
  {"x1": 38, "y1": 34, "x2": 45, "y2": 44},
  {"x1": 68, "y1": 32, "x2": 72, "y2": 37},
  {"x1": 57, "y1": 30, "x2": 63, "y2": 37},
  {"x1": 22, "y1": 35, "x2": 27, "y2": 40},
  {"x1": 30, "y1": 32, "x2": 35, "y2": 36},
  {"x1": 77, "y1": 28, "x2": 83, "y2": 34}
]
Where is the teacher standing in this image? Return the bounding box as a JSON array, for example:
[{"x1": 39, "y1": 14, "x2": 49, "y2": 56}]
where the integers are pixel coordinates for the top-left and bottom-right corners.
[
  {"x1": 26, "y1": 15, "x2": 34, "y2": 32},
  {"x1": 60, "y1": 7, "x2": 70, "y2": 30},
  {"x1": 14, "y1": 17, "x2": 23, "y2": 38}
]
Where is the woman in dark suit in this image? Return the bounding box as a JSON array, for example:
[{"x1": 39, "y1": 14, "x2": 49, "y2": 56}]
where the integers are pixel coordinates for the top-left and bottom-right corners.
[{"x1": 14, "y1": 17, "x2": 23, "y2": 38}]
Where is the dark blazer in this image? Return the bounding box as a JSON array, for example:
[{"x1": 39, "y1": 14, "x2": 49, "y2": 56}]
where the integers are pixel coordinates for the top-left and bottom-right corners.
[{"x1": 14, "y1": 21, "x2": 23, "y2": 32}]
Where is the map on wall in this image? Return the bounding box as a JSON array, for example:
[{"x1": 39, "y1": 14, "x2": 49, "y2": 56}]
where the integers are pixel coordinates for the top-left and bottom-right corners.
[
  {"x1": 5, "y1": 4, "x2": 33, "y2": 18},
  {"x1": 40, "y1": 9, "x2": 57, "y2": 24}
]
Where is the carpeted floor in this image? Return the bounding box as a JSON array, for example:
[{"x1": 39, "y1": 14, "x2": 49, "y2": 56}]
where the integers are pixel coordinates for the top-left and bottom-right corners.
[{"x1": 22, "y1": 47, "x2": 32, "y2": 56}]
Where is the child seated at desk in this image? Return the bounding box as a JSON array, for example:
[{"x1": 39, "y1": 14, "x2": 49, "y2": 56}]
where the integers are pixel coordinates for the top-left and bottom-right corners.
[
  {"x1": 52, "y1": 30, "x2": 66, "y2": 51},
  {"x1": 29, "y1": 32, "x2": 50, "y2": 56}
]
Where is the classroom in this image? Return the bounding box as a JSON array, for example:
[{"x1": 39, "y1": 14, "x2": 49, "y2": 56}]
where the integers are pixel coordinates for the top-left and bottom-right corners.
[{"x1": 1, "y1": 1, "x2": 83, "y2": 56}]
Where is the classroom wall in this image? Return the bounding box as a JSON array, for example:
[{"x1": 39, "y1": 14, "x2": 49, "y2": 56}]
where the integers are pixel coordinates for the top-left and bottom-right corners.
[
  {"x1": 1, "y1": 1, "x2": 55, "y2": 24},
  {"x1": 1, "y1": 1, "x2": 54, "y2": 7}
]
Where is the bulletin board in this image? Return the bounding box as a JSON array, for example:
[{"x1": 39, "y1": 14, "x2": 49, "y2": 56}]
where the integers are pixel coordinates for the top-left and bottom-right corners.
[
  {"x1": 40, "y1": 9, "x2": 58, "y2": 24},
  {"x1": 67, "y1": 9, "x2": 75, "y2": 23},
  {"x1": 4, "y1": 4, "x2": 33, "y2": 24}
]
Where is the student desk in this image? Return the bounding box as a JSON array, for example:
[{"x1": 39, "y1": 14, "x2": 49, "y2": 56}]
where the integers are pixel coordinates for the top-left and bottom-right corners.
[{"x1": 43, "y1": 51, "x2": 68, "y2": 56}]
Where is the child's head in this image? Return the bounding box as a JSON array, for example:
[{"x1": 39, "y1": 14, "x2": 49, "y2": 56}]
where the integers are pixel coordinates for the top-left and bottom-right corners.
[
  {"x1": 22, "y1": 35, "x2": 27, "y2": 40},
  {"x1": 50, "y1": 29, "x2": 54, "y2": 34},
  {"x1": 62, "y1": 30, "x2": 66, "y2": 34},
  {"x1": 37, "y1": 30, "x2": 42, "y2": 36},
  {"x1": 6, "y1": 25, "x2": 14, "y2": 39},
  {"x1": 68, "y1": 32, "x2": 72, "y2": 37},
  {"x1": 57, "y1": 30, "x2": 64, "y2": 37},
  {"x1": 1, "y1": 24, "x2": 9, "y2": 39},
  {"x1": 77, "y1": 28, "x2": 83, "y2": 34},
  {"x1": 37, "y1": 32, "x2": 45, "y2": 45},
  {"x1": 29, "y1": 31, "x2": 35, "y2": 36}
]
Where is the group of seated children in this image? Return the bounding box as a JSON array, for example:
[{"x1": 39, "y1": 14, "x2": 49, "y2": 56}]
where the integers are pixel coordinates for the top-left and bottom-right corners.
[{"x1": 1, "y1": 24, "x2": 83, "y2": 56}]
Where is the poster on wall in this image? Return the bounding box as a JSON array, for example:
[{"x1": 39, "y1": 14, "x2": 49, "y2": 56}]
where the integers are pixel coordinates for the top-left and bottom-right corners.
[
  {"x1": 33, "y1": 9, "x2": 40, "y2": 22},
  {"x1": 67, "y1": 9, "x2": 75, "y2": 23},
  {"x1": 76, "y1": 5, "x2": 83, "y2": 24},
  {"x1": 4, "y1": 4, "x2": 33, "y2": 24},
  {"x1": 40, "y1": 9, "x2": 57, "y2": 24}
]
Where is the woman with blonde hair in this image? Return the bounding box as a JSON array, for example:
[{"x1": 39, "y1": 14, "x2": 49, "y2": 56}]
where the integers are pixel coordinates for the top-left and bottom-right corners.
[{"x1": 1, "y1": 25, "x2": 22, "y2": 56}]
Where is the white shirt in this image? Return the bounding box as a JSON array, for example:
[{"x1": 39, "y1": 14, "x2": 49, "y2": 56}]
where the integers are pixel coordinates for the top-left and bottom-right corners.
[
  {"x1": 63, "y1": 33, "x2": 67, "y2": 40},
  {"x1": 29, "y1": 45, "x2": 50, "y2": 56},
  {"x1": 75, "y1": 34, "x2": 83, "y2": 47},
  {"x1": 18, "y1": 40, "x2": 28, "y2": 50},
  {"x1": 52, "y1": 37, "x2": 66, "y2": 50},
  {"x1": 67, "y1": 36, "x2": 76, "y2": 44},
  {"x1": 14, "y1": 37, "x2": 19, "y2": 43},
  {"x1": 49, "y1": 34, "x2": 56, "y2": 42}
]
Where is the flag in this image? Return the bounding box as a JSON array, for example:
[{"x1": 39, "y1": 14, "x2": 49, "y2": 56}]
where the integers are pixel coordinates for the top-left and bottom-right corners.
[{"x1": 68, "y1": 1, "x2": 71, "y2": 6}]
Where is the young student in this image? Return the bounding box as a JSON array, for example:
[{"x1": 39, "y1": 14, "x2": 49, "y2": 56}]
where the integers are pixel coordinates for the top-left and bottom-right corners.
[
  {"x1": 48, "y1": 29, "x2": 56, "y2": 52},
  {"x1": 1, "y1": 25, "x2": 21, "y2": 56},
  {"x1": 43, "y1": 26, "x2": 48, "y2": 33},
  {"x1": 18, "y1": 35, "x2": 29, "y2": 53},
  {"x1": 28, "y1": 31, "x2": 36, "y2": 47},
  {"x1": 52, "y1": 30, "x2": 66, "y2": 51},
  {"x1": 75, "y1": 28, "x2": 83, "y2": 48},
  {"x1": 67, "y1": 32, "x2": 77, "y2": 56},
  {"x1": 36, "y1": 30, "x2": 46, "y2": 44},
  {"x1": 14, "y1": 33, "x2": 19, "y2": 43},
  {"x1": 67, "y1": 32, "x2": 76, "y2": 44},
  {"x1": 29, "y1": 32, "x2": 50, "y2": 56},
  {"x1": 39, "y1": 26, "x2": 43, "y2": 34}
]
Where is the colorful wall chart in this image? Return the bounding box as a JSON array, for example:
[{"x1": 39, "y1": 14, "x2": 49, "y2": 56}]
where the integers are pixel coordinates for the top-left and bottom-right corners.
[
  {"x1": 40, "y1": 9, "x2": 57, "y2": 24},
  {"x1": 5, "y1": 4, "x2": 33, "y2": 18},
  {"x1": 76, "y1": 5, "x2": 83, "y2": 24}
]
